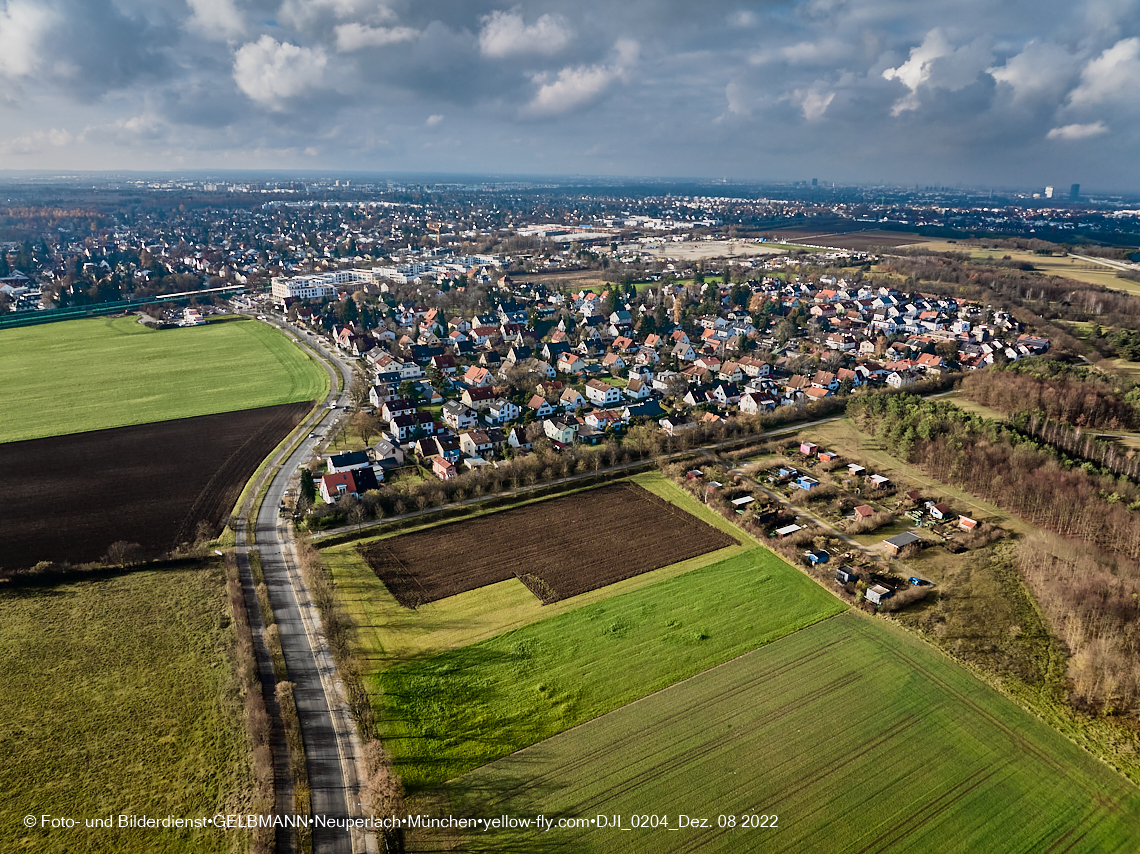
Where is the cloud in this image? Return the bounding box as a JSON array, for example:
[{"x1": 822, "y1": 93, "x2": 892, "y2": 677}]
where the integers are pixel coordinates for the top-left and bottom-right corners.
[
  {"x1": 233, "y1": 36, "x2": 327, "y2": 109},
  {"x1": 753, "y1": 38, "x2": 851, "y2": 67},
  {"x1": 988, "y1": 41, "x2": 1080, "y2": 104},
  {"x1": 279, "y1": 0, "x2": 389, "y2": 28},
  {"x1": 0, "y1": 1, "x2": 57, "y2": 78},
  {"x1": 796, "y1": 86, "x2": 835, "y2": 120},
  {"x1": 425, "y1": 113, "x2": 444, "y2": 126},
  {"x1": 1068, "y1": 37, "x2": 1140, "y2": 106},
  {"x1": 882, "y1": 29, "x2": 992, "y2": 116},
  {"x1": 479, "y1": 9, "x2": 572, "y2": 58},
  {"x1": 335, "y1": 23, "x2": 418, "y2": 52},
  {"x1": 3, "y1": 128, "x2": 74, "y2": 154},
  {"x1": 1047, "y1": 121, "x2": 1108, "y2": 140},
  {"x1": 186, "y1": 0, "x2": 245, "y2": 41},
  {"x1": 526, "y1": 39, "x2": 637, "y2": 116}
]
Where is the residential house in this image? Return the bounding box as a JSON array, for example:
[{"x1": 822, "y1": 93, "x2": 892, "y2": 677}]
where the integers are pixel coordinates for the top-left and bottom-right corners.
[
  {"x1": 623, "y1": 378, "x2": 651, "y2": 400},
  {"x1": 381, "y1": 399, "x2": 417, "y2": 421},
  {"x1": 527, "y1": 394, "x2": 555, "y2": 418},
  {"x1": 672, "y1": 341, "x2": 697, "y2": 362},
  {"x1": 544, "y1": 417, "x2": 578, "y2": 445},
  {"x1": 368, "y1": 384, "x2": 393, "y2": 409},
  {"x1": 557, "y1": 352, "x2": 585, "y2": 375},
  {"x1": 585, "y1": 379, "x2": 623, "y2": 406},
  {"x1": 506, "y1": 425, "x2": 532, "y2": 451},
  {"x1": 430, "y1": 455, "x2": 457, "y2": 480},
  {"x1": 463, "y1": 365, "x2": 493, "y2": 387},
  {"x1": 371, "y1": 439, "x2": 405, "y2": 470},
  {"x1": 389, "y1": 411, "x2": 436, "y2": 441},
  {"x1": 319, "y1": 468, "x2": 379, "y2": 503},
  {"x1": 560, "y1": 387, "x2": 587, "y2": 410},
  {"x1": 462, "y1": 386, "x2": 498, "y2": 410},
  {"x1": 460, "y1": 429, "x2": 496, "y2": 458},
  {"x1": 430, "y1": 353, "x2": 458, "y2": 375},
  {"x1": 601, "y1": 352, "x2": 627, "y2": 372},
  {"x1": 327, "y1": 450, "x2": 371, "y2": 474},
  {"x1": 441, "y1": 400, "x2": 479, "y2": 431},
  {"x1": 659, "y1": 415, "x2": 696, "y2": 436},
  {"x1": 486, "y1": 398, "x2": 520, "y2": 425}
]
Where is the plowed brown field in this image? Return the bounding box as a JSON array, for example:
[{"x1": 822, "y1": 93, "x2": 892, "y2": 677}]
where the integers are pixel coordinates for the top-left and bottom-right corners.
[
  {"x1": 359, "y1": 482, "x2": 737, "y2": 607},
  {"x1": 0, "y1": 401, "x2": 310, "y2": 570}
]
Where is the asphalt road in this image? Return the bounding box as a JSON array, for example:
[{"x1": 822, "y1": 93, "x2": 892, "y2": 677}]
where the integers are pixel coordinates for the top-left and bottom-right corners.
[{"x1": 242, "y1": 313, "x2": 375, "y2": 854}]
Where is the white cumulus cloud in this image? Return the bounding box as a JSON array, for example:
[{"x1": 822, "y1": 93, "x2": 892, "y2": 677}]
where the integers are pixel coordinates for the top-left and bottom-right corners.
[
  {"x1": 279, "y1": 0, "x2": 388, "y2": 28},
  {"x1": 882, "y1": 29, "x2": 992, "y2": 116},
  {"x1": 988, "y1": 41, "x2": 1080, "y2": 104},
  {"x1": 479, "y1": 9, "x2": 572, "y2": 58},
  {"x1": 335, "y1": 23, "x2": 417, "y2": 52},
  {"x1": 796, "y1": 87, "x2": 835, "y2": 120},
  {"x1": 1068, "y1": 37, "x2": 1140, "y2": 106},
  {"x1": 425, "y1": 113, "x2": 444, "y2": 126},
  {"x1": 0, "y1": 1, "x2": 57, "y2": 78},
  {"x1": 526, "y1": 39, "x2": 637, "y2": 116},
  {"x1": 186, "y1": 0, "x2": 245, "y2": 41},
  {"x1": 233, "y1": 35, "x2": 327, "y2": 110},
  {"x1": 1047, "y1": 121, "x2": 1108, "y2": 140}
]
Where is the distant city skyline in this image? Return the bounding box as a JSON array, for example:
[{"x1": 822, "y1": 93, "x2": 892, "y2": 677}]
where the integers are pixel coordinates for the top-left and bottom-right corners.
[{"x1": 0, "y1": 0, "x2": 1137, "y2": 190}]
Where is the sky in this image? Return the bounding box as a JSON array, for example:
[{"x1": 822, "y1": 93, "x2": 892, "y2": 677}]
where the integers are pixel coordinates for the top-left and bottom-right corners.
[{"x1": 0, "y1": 0, "x2": 1138, "y2": 189}]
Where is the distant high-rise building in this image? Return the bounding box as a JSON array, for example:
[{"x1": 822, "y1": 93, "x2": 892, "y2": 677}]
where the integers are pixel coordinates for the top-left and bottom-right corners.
[
  {"x1": 1045, "y1": 186, "x2": 1054, "y2": 199},
  {"x1": 1070, "y1": 183, "x2": 1080, "y2": 201},
  {"x1": 811, "y1": 178, "x2": 817, "y2": 186}
]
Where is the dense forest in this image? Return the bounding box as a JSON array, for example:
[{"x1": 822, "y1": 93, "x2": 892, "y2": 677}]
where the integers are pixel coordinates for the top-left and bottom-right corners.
[{"x1": 848, "y1": 393, "x2": 1140, "y2": 717}]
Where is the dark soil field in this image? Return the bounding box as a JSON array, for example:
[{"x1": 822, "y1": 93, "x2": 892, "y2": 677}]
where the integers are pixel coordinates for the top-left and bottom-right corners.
[
  {"x1": 359, "y1": 482, "x2": 737, "y2": 607},
  {"x1": 0, "y1": 401, "x2": 310, "y2": 570}
]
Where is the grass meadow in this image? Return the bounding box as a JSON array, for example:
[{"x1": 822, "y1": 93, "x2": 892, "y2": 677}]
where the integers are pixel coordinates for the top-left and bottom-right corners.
[
  {"x1": 0, "y1": 315, "x2": 327, "y2": 443},
  {"x1": 0, "y1": 561, "x2": 251, "y2": 853},
  {"x1": 440, "y1": 612, "x2": 1140, "y2": 854}
]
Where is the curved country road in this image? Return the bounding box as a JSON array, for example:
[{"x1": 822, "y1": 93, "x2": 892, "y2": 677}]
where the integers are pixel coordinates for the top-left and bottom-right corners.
[{"x1": 239, "y1": 312, "x2": 376, "y2": 854}]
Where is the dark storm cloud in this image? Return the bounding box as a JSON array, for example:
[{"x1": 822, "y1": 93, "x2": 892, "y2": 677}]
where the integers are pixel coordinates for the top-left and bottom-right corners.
[{"x1": 1, "y1": 0, "x2": 1138, "y2": 186}]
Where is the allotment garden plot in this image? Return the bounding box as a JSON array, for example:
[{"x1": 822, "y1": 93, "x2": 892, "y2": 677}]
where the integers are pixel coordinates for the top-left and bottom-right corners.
[
  {"x1": 0, "y1": 401, "x2": 309, "y2": 570},
  {"x1": 360, "y1": 482, "x2": 737, "y2": 607}
]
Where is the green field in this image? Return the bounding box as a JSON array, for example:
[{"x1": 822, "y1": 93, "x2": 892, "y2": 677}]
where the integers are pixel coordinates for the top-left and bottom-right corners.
[
  {"x1": 0, "y1": 561, "x2": 251, "y2": 853},
  {"x1": 440, "y1": 612, "x2": 1140, "y2": 854},
  {"x1": 377, "y1": 545, "x2": 842, "y2": 788},
  {"x1": 0, "y1": 315, "x2": 328, "y2": 443}
]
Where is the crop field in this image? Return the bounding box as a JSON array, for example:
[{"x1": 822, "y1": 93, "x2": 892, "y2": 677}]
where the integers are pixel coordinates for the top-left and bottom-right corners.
[
  {"x1": 377, "y1": 543, "x2": 843, "y2": 789},
  {"x1": 0, "y1": 560, "x2": 250, "y2": 853},
  {"x1": 0, "y1": 315, "x2": 327, "y2": 443},
  {"x1": 326, "y1": 473, "x2": 753, "y2": 665},
  {"x1": 0, "y1": 402, "x2": 309, "y2": 570},
  {"x1": 438, "y1": 613, "x2": 1140, "y2": 854},
  {"x1": 359, "y1": 482, "x2": 736, "y2": 607}
]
